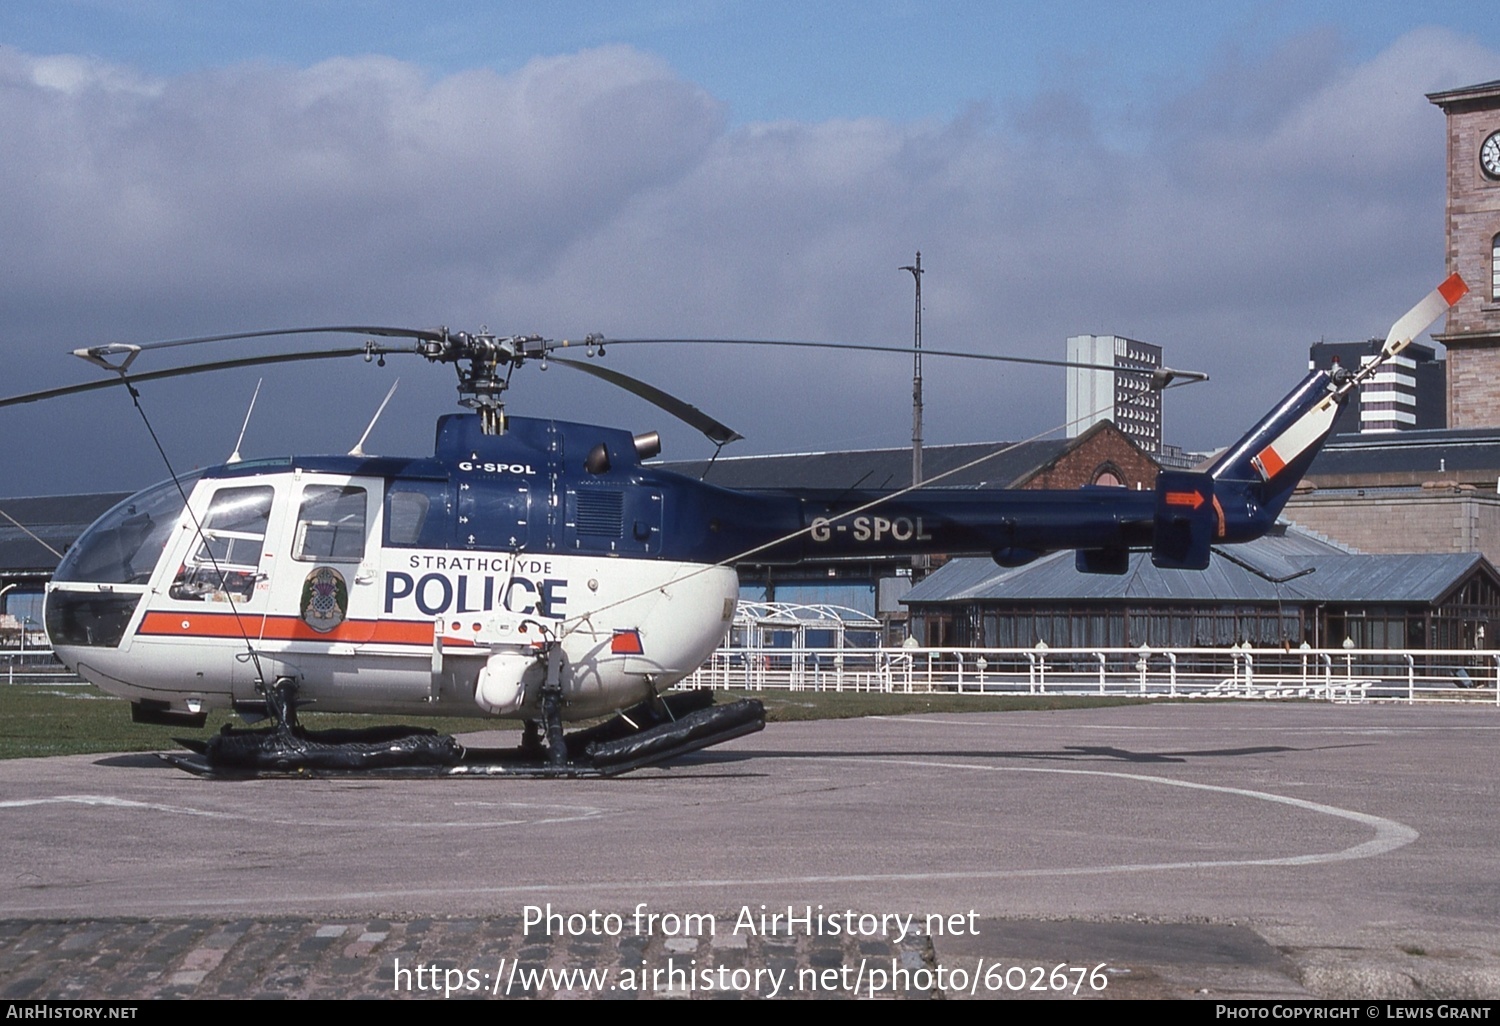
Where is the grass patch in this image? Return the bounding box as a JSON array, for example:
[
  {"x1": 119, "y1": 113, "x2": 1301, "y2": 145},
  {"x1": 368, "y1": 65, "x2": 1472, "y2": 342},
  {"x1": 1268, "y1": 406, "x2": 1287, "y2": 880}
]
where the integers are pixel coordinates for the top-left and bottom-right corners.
[
  {"x1": 728, "y1": 690, "x2": 1152, "y2": 721},
  {"x1": 0, "y1": 684, "x2": 1152, "y2": 761},
  {"x1": 0, "y1": 684, "x2": 508, "y2": 761}
]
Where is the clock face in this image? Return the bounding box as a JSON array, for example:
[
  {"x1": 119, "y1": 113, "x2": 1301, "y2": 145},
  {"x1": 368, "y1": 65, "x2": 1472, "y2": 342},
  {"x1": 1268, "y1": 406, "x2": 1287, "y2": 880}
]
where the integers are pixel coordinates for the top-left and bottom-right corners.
[{"x1": 1483, "y1": 131, "x2": 1500, "y2": 180}]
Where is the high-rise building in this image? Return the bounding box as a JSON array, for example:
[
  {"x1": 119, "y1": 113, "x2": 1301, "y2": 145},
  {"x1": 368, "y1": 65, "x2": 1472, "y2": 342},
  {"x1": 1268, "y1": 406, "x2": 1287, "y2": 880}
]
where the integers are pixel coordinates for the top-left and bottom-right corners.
[
  {"x1": 1308, "y1": 340, "x2": 1445, "y2": 434},
  {"x1": 1065, "y1": 335, "x2": 1162, "y2": 453}
]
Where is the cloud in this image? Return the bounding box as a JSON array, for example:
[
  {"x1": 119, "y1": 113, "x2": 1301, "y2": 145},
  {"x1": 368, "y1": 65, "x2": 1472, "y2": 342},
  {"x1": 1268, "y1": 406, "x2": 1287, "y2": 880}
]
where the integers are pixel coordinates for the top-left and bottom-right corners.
[
  {"x1": 527, "y1": 26, "x2": 1497, "y2": 459},
  {"x1": 0, "y1": 44, "x2": 723, "y2": 321},
  {"x1": 0, "y1": 29, "x2": 1496, "y2": 495}
]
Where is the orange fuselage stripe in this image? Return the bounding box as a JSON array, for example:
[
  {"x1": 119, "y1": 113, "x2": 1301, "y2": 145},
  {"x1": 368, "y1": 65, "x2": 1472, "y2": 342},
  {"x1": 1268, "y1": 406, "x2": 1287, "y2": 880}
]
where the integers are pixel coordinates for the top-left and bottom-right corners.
[{"x1": 138, "y1": 610, "x2": 435, "y2": 645}]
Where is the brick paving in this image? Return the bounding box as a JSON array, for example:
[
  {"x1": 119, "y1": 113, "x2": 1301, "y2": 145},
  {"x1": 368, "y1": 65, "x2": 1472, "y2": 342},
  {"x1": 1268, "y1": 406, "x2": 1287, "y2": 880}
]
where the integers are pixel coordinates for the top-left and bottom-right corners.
[{"x1": 0, "y1": 916, "x2": 938, "y2": 1000}]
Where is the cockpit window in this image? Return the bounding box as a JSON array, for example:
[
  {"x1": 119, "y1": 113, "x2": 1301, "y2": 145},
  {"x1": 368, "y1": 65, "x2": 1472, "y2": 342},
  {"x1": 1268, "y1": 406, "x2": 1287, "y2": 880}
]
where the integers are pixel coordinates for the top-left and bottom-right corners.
[
  {"x1": 52, "y1": 474, "x2": 199, "y2": 586},
  {"x1": 193, "y1": 486, "x2": 274, "y2": 570},
  {"x1": 294, "y1": 485, "x2": 367, "y2": 561},
  {"x1": 168, "y1": 484, "x2": 274, "y2": 602}
]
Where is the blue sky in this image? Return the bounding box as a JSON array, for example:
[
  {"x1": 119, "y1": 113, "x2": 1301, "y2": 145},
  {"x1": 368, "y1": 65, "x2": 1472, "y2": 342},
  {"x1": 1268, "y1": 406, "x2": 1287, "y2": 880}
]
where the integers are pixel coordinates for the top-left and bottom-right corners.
[
  {"x1": 0, "y1": 2, "x2": 1497, "y2": 493},
  {"x1": 7, "y1": 2, "x2": 1494, "y2": 125}
]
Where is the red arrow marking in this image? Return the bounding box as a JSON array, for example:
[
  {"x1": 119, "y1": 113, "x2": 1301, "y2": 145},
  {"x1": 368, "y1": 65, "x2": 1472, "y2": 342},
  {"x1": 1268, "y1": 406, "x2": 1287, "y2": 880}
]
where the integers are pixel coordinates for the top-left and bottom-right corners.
[{"x1": 1165, "y1": 491, "x2": 1205, "y2": 509}]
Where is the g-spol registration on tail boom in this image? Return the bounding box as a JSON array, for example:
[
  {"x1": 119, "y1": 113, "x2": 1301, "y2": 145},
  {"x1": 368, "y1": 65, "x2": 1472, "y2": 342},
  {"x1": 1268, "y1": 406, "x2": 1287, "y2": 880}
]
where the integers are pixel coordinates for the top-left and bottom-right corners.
[{"x1": 7, "y1": 274, "x2": 1469, "y2": 776}]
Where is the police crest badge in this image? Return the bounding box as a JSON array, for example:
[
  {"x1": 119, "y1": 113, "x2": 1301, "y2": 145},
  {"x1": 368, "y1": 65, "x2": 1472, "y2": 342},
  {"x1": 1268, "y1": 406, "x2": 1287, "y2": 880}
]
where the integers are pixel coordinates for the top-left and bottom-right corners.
[{"x1": 300, "y1": 567, "x2": 348, "y2": 633}]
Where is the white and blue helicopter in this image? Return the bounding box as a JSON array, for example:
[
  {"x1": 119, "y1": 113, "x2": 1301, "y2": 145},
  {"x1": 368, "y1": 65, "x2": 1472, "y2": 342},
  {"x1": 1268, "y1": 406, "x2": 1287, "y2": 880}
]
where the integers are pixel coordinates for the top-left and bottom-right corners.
[{"x1": 0, "y1": 274, "x2": 1469, "y2": 776}]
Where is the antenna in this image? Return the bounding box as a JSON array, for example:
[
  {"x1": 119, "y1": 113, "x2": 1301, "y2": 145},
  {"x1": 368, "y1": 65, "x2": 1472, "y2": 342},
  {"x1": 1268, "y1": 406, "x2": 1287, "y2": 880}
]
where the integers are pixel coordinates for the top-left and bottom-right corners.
[
  {"x1": 349, "y1": 379, "x2": 400, "y2": 457},
  {"x1": 227, "y1": 379, "x2": 262, "y2": 464}
]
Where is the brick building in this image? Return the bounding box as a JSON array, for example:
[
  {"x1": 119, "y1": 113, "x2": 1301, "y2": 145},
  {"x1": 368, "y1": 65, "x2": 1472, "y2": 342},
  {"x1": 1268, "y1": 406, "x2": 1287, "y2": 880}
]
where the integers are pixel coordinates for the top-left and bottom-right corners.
[
  {"x1": 1284, "y1": 428, "x2": 1500, "y2": 567},
  {"x1": 1427, "y1": 80, "x2": 1500, "y2": 427}
]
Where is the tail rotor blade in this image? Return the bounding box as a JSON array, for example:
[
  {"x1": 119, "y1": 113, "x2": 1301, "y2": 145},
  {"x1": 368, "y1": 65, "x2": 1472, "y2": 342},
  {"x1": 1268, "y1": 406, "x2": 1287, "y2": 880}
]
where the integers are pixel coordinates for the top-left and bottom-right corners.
[
  {"x1": 1382, "y1": 273, "x2": 1468, "y2": 360},
  {"x1": 1259, "y1": 274, "x2": 1470, "y2": 480}
]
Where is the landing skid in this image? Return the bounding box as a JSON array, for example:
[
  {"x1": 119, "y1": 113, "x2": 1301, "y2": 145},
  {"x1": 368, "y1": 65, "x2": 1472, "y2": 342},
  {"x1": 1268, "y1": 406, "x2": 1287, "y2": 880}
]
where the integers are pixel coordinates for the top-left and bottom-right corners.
[{"x1": 161, "y1": 689, "x2": 765, "y2": 779}]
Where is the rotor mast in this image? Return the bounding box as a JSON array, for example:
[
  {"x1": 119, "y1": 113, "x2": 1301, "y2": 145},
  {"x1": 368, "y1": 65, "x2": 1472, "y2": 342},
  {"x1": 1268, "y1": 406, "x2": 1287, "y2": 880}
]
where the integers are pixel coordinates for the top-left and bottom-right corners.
[{"x1": 420, "y1": 328, "x2": 545, "y2": 436}]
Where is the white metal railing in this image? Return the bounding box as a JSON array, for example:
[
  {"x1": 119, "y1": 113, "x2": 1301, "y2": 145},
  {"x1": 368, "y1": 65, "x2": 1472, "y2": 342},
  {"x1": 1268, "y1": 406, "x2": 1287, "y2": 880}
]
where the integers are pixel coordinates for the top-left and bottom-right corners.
[
  {"x1": 681, "y1": 645, "x2": 1500, "y2": 705},
  {"x1": 1, "y1": 650, "x2": 87, "y2": 686},
  {"x1": 9, "y1": 642, "x2": 1498, "y2": 704}
]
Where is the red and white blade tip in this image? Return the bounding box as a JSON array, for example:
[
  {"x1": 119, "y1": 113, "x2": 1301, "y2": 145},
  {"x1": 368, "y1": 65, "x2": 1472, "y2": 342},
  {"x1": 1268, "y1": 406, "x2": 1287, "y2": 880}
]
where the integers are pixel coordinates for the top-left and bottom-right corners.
[{"x1": 1383, "y1": 273, "x2": 1468, "y2": 357}]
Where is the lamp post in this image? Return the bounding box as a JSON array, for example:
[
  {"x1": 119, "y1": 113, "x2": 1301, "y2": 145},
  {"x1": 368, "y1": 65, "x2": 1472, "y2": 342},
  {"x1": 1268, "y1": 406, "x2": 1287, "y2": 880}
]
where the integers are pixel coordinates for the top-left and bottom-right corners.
[
  {"x1": 900, "y1": 253, "x2": 928, "y2": 578},
  {"x1": 899, "y1": 252, "x2": 924, "y2": 487}
]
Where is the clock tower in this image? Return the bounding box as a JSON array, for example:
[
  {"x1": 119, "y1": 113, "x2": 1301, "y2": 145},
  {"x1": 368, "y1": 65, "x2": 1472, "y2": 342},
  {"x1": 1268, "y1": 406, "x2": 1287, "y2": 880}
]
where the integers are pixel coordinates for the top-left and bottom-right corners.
[{"x1": 1428, "y1": 80, "x2": 1500, "y2": 427}]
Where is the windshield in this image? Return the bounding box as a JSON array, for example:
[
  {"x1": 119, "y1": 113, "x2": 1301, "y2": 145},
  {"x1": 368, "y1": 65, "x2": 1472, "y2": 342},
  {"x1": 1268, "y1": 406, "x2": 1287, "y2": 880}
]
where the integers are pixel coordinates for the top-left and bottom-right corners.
[{"x1": 52, "y1": 473, "x2": 201, "y2": 586}]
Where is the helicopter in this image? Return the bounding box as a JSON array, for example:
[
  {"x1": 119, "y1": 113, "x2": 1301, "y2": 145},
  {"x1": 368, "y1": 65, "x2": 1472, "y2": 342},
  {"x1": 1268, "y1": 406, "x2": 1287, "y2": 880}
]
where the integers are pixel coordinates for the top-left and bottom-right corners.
[{"x1": 1, "y1": 273, "x2": 1469, "y2": 777}]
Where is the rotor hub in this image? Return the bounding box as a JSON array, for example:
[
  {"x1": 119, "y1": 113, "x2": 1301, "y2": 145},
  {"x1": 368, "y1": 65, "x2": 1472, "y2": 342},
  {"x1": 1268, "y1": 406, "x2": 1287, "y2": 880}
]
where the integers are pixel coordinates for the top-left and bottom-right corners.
[{"x1": 433, "y1": 330, "x2": 546, "y2": 435}]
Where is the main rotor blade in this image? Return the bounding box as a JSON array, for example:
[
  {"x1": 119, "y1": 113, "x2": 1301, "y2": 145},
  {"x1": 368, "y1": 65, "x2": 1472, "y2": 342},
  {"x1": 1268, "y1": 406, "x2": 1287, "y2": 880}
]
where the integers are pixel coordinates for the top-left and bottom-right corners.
[
  {"x1": 77, "y1": 325, "x2": 446, "y2": 358},
  {"x1": 0, "y1": 345, "x2": 413, "y2": 410},
  {"x1": 550, "y1": 355, "x2": 743, "y2": 445},
  {"x1": 599, "y1": 338, "x2": 1201, "y2": 378}
]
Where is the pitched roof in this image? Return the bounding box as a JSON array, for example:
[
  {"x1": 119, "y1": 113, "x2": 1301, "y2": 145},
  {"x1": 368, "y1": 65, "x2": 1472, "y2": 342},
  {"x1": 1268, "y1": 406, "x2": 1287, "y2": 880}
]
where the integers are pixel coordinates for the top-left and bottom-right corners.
[
  {"x1": 903, "y1": 523, "x2": 1492, "y2": 607},
  {"x1": 0, "y1": 493, "x2": 132, "y2": 574},
  {"x1": 1305, "y1": 427, "x2": 1500, "y2": 481}
]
